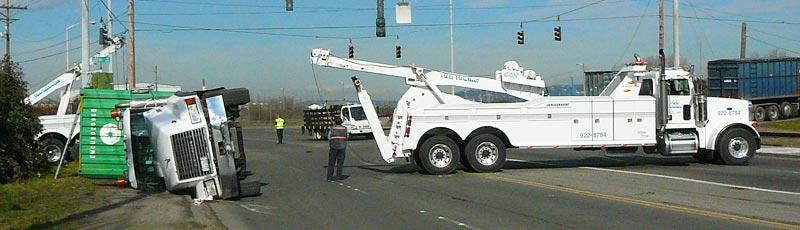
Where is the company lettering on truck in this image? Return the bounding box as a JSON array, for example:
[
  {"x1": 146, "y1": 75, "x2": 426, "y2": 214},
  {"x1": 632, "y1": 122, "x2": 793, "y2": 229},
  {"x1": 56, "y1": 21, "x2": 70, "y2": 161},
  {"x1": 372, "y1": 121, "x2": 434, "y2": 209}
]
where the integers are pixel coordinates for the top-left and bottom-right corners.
[{"x1": 441, "y1": 73, "x2": 479, "y2": 83}]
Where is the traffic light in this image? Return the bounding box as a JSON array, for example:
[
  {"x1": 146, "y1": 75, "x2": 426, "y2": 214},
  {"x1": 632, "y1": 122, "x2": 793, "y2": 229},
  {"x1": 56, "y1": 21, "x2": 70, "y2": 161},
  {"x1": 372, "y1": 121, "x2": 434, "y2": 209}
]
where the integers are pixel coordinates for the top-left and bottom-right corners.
[
  {"x1": 99, "y1": 26, "x2": 109, "y2": 47},
  {"x1": 395, "y1": 45, "x2": 401, "y2": 58},
  {"x1": 517, "y1": 30, "x2": 524, "y2": 45},
  {"x1": 554, "y1": 26, "x2": 562, "y2": 42},
  {"x1": 376, "y1": 17, "x2": 386, "y2": 37},
  {"x1": 285, "y1": 0, "x2": 293, "y2": 11},
  {"x1": 348, "y1": 44, "x2": 354, "y2": 58}
]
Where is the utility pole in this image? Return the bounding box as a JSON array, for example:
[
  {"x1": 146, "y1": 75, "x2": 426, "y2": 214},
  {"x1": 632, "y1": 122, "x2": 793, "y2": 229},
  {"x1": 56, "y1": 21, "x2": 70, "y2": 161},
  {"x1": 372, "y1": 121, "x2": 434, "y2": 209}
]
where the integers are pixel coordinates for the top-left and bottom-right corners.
[
  {"x1": 127, "y1": 0, "x2": 135, "y2": 90},
  {"x1": 153, "y1": 65, "x2": 158, "y2": 91},
  {"x1": 81, "y1": 0, "x2": 90, "y2": 87},
  {"x1": 740, "y1": 22, "x2": 747, "y2": 59},
  {"x1": 658, "y1": 0, "x2": 664, "y2": 53},
  {"x1": 0, "y1": 0, "x2": 26, "y2": 61},
  {"x1": 448, "y1": 0, "x2": 454, "y2": 73},
  {"x1": 107, "y1": 0, "x2": 113, "y2": 75},
  {"x1": 672, "y1": 0, "x2": 680, "y2": 67}
]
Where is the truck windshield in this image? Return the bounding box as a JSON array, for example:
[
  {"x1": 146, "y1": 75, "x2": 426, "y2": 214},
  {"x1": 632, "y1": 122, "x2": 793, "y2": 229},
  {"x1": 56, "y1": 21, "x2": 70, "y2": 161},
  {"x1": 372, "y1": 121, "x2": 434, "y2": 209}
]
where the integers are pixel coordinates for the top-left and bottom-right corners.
[{"x1": 349, "y1": 107, "x2": 367, "y2": 121}]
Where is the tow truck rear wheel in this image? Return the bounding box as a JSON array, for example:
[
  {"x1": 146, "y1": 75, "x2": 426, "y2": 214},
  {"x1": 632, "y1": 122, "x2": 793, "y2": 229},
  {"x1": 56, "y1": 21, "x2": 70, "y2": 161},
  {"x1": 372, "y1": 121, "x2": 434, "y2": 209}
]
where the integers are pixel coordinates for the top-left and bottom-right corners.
[
  {"x1": 717, "y1": 128, "x2": 756, "y2": 165},
  {"x1": 464, "y1": 134, "x2": 506, "y2": 173},
  {"x1": 418, "y1": 135, "x2": 460, "y2": 175},
  {"x1": 42, "y1": 138, "x2": 66, "y2": 163},
  {"x1": 767, "y1": 105, "x2": 781, "y2": 121}
]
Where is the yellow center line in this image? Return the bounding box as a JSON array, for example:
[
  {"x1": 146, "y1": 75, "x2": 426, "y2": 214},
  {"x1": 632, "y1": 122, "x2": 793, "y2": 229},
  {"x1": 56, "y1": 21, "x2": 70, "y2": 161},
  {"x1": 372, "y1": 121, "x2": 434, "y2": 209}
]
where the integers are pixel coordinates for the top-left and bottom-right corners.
[{"x1": 473, "y1": 174, "x2": 800, "y2": 230}]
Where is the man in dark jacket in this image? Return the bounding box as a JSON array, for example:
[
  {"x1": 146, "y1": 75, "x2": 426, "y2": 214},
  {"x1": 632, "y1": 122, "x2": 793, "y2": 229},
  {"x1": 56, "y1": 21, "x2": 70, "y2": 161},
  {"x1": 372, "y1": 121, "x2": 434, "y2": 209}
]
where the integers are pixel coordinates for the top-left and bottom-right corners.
[{"x1": 326, "y1": 120, "x2": 348, "y2": 181}]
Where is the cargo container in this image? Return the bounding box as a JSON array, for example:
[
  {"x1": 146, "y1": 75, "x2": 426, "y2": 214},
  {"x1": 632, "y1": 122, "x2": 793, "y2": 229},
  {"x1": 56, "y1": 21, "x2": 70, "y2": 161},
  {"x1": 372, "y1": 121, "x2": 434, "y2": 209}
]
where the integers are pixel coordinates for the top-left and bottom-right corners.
[
  {"x1": 583, "y1": 71, "x2": 616, "y2": 96},
  {"x1": 707, "y1": 58, "x2": 800, "y2": 121}
]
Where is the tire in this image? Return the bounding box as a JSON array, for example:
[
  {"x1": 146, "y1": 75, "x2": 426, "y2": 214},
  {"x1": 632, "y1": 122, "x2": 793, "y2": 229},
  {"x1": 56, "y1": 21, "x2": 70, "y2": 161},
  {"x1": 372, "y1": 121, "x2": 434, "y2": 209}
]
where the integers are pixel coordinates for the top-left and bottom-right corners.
[
  {"x1": 754, "y1": 106, "x2": 766, "y2": 122},
  {"x1": 717, "y1": 128, "x2": 756, "y2": 165},
  {"x1": 42, "y1": 138, "x2": 66, "y2": 163},
  {"x1": 463, "y1": 134, "x2": 506, "y2": 173},
  {"x1": 767, "y1": 105, "x2": 781, "y2": 121},
  {"x1": 692, "y1": 149, "x2": 717, "y2": 164},
  {"x1": 417, "y1": 135, "x2": 460, "y2": 175},
  {"x1": 780, "y1": 102, "x2": 794, "y2": 118}
]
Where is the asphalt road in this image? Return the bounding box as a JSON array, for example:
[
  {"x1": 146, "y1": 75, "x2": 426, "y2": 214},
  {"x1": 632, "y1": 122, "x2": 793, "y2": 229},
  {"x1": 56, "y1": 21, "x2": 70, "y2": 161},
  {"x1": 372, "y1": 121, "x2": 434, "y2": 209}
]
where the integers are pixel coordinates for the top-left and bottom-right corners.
[{"x1": 208, "y1": 128, "x2": 800, "y2": 230}]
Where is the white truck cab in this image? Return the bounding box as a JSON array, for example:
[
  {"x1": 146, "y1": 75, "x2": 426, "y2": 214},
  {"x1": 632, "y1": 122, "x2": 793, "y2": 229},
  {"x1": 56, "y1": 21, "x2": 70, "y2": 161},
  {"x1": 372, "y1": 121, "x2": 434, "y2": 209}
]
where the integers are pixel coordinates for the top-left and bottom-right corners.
[
  {"x1": 311, "y1": 49, "x2": 759, "y2": 175},
  {"x1": 340, "y1": 104, "x2": 372, "y2": 136}
]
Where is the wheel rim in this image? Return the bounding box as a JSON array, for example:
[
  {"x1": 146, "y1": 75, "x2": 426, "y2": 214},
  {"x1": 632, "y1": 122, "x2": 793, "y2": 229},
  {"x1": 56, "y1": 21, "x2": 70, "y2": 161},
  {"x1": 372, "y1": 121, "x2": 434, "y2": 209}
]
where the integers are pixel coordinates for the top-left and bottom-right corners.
[
  {"x1": 428, "y1": 144, "x2": 453, "y2": 168},
  {"x1": 45, "y1": 144, "x2": 62, "y2": 163},
  {"x1": 728, "y1": 137, "x2": 749, "y2": 159},
  {"x1": 475, "y1": 142, "x2": 499, "y2": 166}
]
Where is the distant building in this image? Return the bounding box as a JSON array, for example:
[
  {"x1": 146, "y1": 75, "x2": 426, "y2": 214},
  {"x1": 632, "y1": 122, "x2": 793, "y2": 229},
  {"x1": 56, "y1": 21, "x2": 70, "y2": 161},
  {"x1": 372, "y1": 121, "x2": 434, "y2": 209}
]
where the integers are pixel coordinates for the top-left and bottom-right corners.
[{"x1": 584, "y1": 71, "x2": 616, "y2": 96}]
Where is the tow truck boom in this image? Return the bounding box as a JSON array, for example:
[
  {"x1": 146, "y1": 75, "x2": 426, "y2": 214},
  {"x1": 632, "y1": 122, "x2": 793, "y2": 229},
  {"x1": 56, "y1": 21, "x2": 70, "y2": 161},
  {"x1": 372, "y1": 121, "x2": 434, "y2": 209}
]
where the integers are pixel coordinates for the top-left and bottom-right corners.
[{"x1": 24, "y1": 37, "x2": 125, "y2": 110}]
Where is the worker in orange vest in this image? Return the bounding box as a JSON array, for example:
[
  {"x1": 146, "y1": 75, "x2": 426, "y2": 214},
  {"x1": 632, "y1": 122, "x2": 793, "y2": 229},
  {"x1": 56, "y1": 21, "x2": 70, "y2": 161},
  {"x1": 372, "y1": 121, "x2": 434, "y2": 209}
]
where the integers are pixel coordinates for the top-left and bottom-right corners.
[{"x1": 326, "y1": 119, "x2": 348, "y2": 181}]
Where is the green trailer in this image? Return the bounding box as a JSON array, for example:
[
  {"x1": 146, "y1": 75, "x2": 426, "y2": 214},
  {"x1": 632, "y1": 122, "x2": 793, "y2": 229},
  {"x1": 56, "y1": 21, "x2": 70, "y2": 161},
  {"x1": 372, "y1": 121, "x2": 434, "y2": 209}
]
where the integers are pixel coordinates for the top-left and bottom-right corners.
[{"x1": 78, "y1": 89, "x2": 175, "y2": 179}]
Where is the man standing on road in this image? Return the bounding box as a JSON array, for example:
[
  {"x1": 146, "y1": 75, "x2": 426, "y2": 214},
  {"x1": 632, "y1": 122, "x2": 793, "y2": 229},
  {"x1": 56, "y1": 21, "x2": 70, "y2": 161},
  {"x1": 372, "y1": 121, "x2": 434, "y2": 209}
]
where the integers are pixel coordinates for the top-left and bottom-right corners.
[
  {"x1": 327, "y1": 120, "x2": 348, "y2": 181},
  {"x1": 274, "y1": 115, "x2": 285, "y2": 144}
]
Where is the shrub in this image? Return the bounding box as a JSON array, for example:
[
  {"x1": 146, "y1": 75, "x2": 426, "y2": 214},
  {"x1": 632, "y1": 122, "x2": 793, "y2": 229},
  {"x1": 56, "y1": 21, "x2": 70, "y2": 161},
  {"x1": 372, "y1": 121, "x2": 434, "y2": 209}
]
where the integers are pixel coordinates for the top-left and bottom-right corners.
[{"x1": 0, "y1": 55, "x2": 47, "y2": 183}]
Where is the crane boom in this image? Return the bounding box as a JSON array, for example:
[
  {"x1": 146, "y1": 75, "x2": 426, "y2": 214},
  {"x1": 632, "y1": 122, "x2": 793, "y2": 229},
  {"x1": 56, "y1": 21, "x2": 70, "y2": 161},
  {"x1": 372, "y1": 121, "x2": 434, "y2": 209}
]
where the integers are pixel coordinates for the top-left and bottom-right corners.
[
  {"x1": 310, "y1": 48, "x2": 547, "y2": 103},
  {"x1": 25, "y1": 37, "x2": 125, "y2": 108}
]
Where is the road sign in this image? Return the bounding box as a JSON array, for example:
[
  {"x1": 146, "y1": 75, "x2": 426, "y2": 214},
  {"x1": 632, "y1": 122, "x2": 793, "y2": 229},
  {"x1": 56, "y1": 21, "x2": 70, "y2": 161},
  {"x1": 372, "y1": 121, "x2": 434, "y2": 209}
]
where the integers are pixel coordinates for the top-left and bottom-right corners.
[{"x1": 93, "y1": 56, "x2": 110, "y2": 63}]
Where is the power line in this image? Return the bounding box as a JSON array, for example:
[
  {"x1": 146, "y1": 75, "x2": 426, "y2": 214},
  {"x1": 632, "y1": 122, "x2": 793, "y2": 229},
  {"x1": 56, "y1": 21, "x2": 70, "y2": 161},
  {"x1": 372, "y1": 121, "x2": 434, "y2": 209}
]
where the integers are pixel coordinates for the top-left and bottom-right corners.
[
  {"x1": 97, "y1": 0, "x2": 129, "y2": 32},
  {"x1": 614, "y1": 0, "x2": 653, "y2": 67},
  {"x1": 136, "y1": 0, "x2": 640, "y2": 16}
]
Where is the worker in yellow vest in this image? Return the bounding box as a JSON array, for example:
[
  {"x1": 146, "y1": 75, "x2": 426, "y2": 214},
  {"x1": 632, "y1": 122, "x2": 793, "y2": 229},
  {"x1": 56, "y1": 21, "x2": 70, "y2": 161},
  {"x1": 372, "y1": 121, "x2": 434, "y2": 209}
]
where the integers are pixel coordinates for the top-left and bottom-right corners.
[{"x1": 274, "y1": 115, "x2": 285, "y2": 144}]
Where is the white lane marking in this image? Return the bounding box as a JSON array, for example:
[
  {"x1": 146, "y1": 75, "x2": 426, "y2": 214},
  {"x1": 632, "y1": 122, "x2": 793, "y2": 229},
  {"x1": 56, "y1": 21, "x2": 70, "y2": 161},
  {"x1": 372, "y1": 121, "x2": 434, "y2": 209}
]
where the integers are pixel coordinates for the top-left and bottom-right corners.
[
  {"x1": 508, "y1": 158, "x2": 800, "y2": 196},
  {"x1": 581, "y1": 166, "x2": 800, "y2": 196},
  {"x1": 240, "y1": 203, "x2": 272, "y2": 215},
  {"x1": 417, "y1": 209, "x2": 477, "y2": 229},
  {"x1": 437, "y1": 216, "x2": 479, "y2": 230}
]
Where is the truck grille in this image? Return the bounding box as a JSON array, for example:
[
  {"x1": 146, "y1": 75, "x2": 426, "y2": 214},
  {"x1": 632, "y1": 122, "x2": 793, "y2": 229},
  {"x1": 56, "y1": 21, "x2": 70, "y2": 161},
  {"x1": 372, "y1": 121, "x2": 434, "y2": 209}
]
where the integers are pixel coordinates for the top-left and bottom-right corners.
[{"x1": 170, "y1": 128, "x2": 213, "y2": 181}]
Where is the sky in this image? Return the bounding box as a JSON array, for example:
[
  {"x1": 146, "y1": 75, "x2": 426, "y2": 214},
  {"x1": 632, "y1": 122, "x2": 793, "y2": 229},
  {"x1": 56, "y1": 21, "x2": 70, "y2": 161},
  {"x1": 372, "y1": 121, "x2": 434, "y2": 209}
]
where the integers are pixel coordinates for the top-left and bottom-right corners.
[{"x1": 10, "y1": 0, "x2": 800, "y2": 102}]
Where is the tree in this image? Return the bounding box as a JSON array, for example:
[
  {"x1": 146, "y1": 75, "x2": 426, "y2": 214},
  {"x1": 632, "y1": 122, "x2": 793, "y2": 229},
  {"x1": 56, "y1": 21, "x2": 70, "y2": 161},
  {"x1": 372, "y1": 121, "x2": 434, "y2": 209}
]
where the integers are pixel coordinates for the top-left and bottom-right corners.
[{"x1": 0, "y1": 55, "x2": 47, "y2": 183}]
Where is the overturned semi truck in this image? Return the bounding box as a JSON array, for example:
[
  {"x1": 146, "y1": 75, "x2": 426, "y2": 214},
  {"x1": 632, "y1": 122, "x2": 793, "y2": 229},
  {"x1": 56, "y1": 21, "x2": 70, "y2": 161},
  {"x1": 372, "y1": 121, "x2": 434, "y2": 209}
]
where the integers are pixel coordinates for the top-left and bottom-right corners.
[{"x1": 115, "y1": 88, "x2": 260, "y2": 200}]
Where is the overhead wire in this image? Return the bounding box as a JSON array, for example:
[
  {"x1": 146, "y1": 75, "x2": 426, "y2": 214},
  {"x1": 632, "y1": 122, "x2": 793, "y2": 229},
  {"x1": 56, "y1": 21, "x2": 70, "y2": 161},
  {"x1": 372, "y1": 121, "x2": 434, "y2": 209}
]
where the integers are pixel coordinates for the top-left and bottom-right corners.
[
  {"x1": 613, "y1": 0, "x2": 653, "y2": 67},
  {"x1": 684, "y1": 0, "x2": 800, "y2": 55}
]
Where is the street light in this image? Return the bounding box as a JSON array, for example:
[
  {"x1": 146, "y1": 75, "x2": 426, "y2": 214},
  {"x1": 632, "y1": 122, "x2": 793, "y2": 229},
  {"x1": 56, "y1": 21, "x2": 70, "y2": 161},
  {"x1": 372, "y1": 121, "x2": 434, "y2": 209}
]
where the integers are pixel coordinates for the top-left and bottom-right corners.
[{"x1": 66, "y1": 21, "x2": 95, "y2": 69}]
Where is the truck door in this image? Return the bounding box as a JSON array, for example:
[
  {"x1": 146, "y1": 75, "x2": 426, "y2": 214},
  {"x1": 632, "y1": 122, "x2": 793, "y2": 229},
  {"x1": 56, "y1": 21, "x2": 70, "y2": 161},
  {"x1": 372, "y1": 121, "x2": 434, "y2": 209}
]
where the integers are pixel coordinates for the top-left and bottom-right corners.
[
  {"x1": 667, "y1": 79, "x2": 694, "y2": 126},
  {"x1": 592, "y1": 98, "x2": 614, "y2": 141},
  {"x1": 571, "y1": 100, "x2": 593, "y2": 142}
]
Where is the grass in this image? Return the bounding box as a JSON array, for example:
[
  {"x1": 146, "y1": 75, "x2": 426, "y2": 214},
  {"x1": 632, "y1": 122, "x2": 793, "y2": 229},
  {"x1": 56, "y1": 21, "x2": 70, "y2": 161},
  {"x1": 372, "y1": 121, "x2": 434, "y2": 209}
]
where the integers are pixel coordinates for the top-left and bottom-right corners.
[
  {"x1": 0, "y1": 163, "x2": 114, "y2": 229},
  {"x1": 760, "y1": 118, "x2": 800, "y2": 132},
  {"x1": 761, "y1": 136, "x2": 800, "y2": 148}
]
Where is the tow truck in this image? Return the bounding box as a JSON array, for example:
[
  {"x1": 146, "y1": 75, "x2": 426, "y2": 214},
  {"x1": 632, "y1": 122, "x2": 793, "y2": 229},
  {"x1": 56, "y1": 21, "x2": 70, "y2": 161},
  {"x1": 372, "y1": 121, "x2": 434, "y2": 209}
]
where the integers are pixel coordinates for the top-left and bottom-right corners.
[
  {"x1": 310, "y1": 49, "x2": 759, "y2": 175},
  {"x1": 24, "y1": 36, "x2": 125, "y2": 163}
]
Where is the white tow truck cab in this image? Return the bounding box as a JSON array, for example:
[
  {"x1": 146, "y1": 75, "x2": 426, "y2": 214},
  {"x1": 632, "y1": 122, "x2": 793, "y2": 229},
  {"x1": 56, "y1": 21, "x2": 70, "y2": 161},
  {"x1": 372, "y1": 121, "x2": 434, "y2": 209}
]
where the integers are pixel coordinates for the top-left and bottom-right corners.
[{"x1": 311, "y1": 49, "x2": 759, "y2": 175}]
